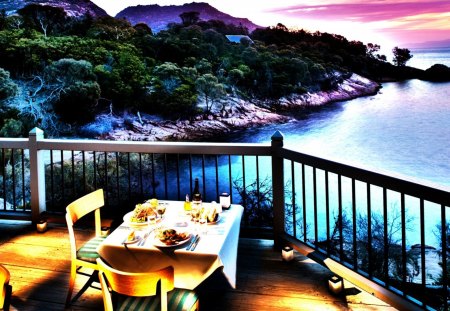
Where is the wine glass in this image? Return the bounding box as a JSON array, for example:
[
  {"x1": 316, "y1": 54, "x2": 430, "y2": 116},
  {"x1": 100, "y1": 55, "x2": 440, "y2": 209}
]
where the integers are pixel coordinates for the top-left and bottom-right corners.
[{"x1": 156, "y1": 204, "x2": 166, "y2": 219}]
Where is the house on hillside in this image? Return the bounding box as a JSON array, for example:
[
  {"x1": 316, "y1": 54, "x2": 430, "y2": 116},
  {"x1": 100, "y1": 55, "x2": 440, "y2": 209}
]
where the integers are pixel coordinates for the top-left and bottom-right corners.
[{"x1": 225, "y1": 35, "x2": 254, "y2": 45}]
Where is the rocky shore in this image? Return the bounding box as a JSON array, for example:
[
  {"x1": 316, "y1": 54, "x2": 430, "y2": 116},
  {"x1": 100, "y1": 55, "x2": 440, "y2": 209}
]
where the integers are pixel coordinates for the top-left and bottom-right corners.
[{"x1": 101, "y1": 73, "x2": 380, "y2": 141}]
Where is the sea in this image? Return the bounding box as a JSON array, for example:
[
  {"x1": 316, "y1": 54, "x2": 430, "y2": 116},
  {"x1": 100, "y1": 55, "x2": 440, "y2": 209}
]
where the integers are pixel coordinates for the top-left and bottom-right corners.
[{"x1": 218, "y1": 47, "x2": 450, "y2": 246}]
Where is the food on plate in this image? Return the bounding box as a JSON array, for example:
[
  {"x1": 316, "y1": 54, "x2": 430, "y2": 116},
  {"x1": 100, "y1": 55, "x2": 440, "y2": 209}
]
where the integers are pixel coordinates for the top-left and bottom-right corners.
[
  {"x1": 207, "y1": 208, "x2": 218, "y2": 223},
  {"x1": 127, "y1": 230, "x2": 136, "y2": 241},
  {"x1": 130, "y1": 202, "x2": 157, "y2": 223},
  {"x1": 147, "y1": 198, "x2": 158, "y2": 207},
  {"x1": 156, "y1": 228, "x2": 189, "y2": 245}
]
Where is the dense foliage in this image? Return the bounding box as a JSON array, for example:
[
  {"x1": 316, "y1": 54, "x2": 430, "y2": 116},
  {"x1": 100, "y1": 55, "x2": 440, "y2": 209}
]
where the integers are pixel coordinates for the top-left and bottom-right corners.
[{"x1": 0, "y1": 5, "x2": 402, "y2": 137}]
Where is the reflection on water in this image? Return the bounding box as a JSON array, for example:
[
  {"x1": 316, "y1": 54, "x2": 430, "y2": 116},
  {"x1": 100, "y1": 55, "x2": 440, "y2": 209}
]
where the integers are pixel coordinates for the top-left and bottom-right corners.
[{"x1": 211, "y1": 80, "x2": 450, "y2": 247}]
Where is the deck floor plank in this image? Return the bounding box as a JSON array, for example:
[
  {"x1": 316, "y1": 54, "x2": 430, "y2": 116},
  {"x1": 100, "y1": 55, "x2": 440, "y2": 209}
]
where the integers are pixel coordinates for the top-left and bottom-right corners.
[{"x1": 0, "y1": 220, "x2": 396, "y2": 310}]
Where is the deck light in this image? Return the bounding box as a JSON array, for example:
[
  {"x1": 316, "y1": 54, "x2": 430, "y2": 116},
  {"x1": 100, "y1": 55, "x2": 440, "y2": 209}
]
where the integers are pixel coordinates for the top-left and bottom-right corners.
[
  {"x1": 282, "y1": 246, "x2": 294, "y2": 261},
  {"x1": 328, "y1": 275, "x2": 343, "y2": 295},
  {"x1": 36, "y1": 219, "x2": 47, "y2": 233}
]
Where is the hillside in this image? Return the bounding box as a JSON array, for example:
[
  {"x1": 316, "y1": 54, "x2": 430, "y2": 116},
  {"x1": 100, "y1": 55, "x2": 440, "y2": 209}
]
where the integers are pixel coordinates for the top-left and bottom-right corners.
[
  {"x1": 116, "y1": 2, "x2": 261, "y2": 33},
  {"x1": 0, "y1": 0, "x2": 108, "y2": 17}
]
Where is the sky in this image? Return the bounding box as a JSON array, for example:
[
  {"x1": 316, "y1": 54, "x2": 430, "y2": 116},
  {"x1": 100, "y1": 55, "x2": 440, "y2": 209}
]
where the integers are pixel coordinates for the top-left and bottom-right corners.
[{"x1": 91, "y1": 0, "x2": 450, "y2": 53}]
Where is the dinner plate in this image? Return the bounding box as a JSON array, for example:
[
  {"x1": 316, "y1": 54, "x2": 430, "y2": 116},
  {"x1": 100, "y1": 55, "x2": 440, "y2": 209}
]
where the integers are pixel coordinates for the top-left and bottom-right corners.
[
  {"x1": 207, "y1": 215, "x2": 220, "y2": 225},
  {"x1": 123, "y1": 235, "x2": 141, "y2": 245},
  {"x1": 152, "y1": 231, "x2": 192, "y2": 248},
  {"x1": 123, "y1": 211, "x2": 161, "y2": 227}
]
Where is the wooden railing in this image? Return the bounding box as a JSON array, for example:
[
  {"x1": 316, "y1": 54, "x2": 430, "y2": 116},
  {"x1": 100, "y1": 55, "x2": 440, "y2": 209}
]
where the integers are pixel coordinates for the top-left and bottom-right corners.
[{"x1": 1, "y1": 128, "x2": 450, "y2": 310}]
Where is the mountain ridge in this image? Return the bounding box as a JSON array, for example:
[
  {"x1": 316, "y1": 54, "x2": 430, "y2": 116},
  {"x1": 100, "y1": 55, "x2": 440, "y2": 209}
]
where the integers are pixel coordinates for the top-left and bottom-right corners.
[
  {"x1": 115, "y1": 2, "x2": 261, "y2": 33},
  {"x1": 0, "y1": 0, "x2": 108, "y2": 17}
]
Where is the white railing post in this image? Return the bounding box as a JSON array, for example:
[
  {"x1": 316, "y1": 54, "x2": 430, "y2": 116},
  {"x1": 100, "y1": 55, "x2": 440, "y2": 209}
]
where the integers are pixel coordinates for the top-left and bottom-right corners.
[
  {"x1": 29, "y1": 128, "x2": 46, "y2": 223},
  {"x1": 271, "y1": 131, "x2": 285, "y2": 249}
]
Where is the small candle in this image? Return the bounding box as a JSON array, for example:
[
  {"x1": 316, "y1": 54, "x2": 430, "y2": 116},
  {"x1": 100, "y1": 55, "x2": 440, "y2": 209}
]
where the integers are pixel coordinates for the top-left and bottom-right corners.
[
  {"x1": 328, "y1": 275, "x2": 343, "y2": 295},
  {"x1": 101, "y1": 226, "x2": 110, "y2": 237},
  {"x1": 219, "y1": 193, "x2": 230, "y2": 210},
  {"x1": 36, "y1": 220, "x2": 47, "y2": 233},
  {"x1": 282, "y1": 246, "x2": 294, "y2": 261}
]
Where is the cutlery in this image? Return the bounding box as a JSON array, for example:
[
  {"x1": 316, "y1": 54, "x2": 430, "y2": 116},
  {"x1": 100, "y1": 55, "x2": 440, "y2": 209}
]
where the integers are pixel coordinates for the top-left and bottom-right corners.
[
  {"x1": 139, "y1": 231, "x2": 150, "y2": 246},
  {"x1": 190, "y1": 236, "x2": 200, "y2": 251},
  {"x1": 187, "y1": 234, "x2": 199, "y2": 250}
]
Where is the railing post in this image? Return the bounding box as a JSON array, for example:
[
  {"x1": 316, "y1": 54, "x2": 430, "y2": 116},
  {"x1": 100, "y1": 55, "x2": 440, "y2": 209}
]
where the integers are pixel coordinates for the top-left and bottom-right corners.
[
  {"x1": 29, "y1": 128, "x2": 46, "y2": 223},
  {"x1": 271, "y1": 131, "x2": 285, "y2": 249}
]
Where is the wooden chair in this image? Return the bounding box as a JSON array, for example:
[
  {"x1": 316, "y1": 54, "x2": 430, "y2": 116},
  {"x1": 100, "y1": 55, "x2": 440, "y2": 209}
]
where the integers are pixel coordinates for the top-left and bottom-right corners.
[
  {"x1": 0, "y1": 264, "x2": 12, "y2": 311},
  {"x1": 97, "y1": 258, "x2": 199, "y2": 311},
  {"x1": 65, "y1": 189, "x2": 105, "y2": 306}
]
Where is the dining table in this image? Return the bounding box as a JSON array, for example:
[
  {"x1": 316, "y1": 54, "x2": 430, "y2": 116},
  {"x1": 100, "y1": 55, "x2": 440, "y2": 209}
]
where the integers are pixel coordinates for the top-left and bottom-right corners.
[{"x1": 97, "y1": 201, "x2": 244, "y2": 290}]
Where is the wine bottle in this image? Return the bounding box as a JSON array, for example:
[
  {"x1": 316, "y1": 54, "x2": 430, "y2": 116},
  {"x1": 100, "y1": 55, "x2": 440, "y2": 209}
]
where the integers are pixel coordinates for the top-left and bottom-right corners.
[{"x1": 192, "y1": 178, "x2": 202, "y2": 219}]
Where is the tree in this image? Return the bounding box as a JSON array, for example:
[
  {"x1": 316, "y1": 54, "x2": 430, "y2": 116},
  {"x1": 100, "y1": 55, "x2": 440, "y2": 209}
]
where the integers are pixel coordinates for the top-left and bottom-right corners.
[
  {"x1": 179, "y1": 11, "x2": 200, "y2": 26},
  {"x1": 45, "y1": 58, "x2": 100, "y2": 124},
  {"x1": 392, "y1": 46, "x2": 413, "y2": 66},
  {"x1": 0, "y1": 68, "x2": 18, "y2": 103},
  {"x1": 18, "y1": 4, "x2": 67, "y2": 37},
  {"x1": 366, "y1": 43, "x2": 380, "y2": 58},
  {"x1": 195, "y1": 74, "x2": 226, "y2": 114}
]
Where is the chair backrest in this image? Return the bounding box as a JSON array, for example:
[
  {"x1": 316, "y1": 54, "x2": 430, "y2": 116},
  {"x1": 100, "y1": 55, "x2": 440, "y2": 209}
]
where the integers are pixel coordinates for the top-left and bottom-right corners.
[
  {"x1": 66, "y1": 189, "x2": 104, "y2": 232},
  {"x1": 97, "y1": 258, "x2": 175, "y2": 311},
  {"x1": 66, "y1": 189, "x2": 104, "y2": 258},
  {"x1": 0, "y1": 264, "x2": 11, "y2": 310}
]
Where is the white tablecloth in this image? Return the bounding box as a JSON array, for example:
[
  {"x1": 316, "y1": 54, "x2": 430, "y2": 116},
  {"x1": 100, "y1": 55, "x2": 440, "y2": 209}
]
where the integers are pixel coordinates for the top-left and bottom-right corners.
[{"x1": 97, "y1": 201, "x2": 243, "y2": 290}]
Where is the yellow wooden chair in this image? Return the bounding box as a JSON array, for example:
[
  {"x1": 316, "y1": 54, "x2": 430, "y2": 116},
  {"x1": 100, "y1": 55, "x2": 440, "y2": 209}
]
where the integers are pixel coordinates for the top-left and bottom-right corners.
[
  {"x1": 97, "y1": 258, "x2": 199, "y2": 311},
  {"x1": 65, "y1": 189, "x2": 105, "y2": 306},
  {"x1": 0, "y1": 264, "x2": 12, "y2": 311}
]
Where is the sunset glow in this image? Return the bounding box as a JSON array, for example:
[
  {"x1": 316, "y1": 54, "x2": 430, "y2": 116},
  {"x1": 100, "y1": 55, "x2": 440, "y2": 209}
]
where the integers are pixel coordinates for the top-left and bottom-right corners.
[{"x1": 91, "y1": 0, "x2": 450, "y2": 50}]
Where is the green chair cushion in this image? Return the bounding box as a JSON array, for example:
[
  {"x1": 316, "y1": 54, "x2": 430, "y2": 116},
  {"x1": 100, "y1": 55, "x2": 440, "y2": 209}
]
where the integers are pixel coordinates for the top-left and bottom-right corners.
[
  {"x1": 77, "y1": 236, "x2": 106, "y2": 263},
  {"x1": 117, "y1": 288, "x2": 198, "y2": 311}
]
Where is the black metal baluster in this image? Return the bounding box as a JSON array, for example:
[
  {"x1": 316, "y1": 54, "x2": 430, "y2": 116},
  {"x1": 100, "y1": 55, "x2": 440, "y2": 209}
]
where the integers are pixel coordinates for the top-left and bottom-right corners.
[
  {"x1": 302, "y1": 163, "x2": 307, "y2": 242},
  {"x1": 441, "y1": 204, "x2": 448, "y2": 311},
  {"x1": 1, "y1": 149, "x2": 5, "y2": 211},
  {"x1": 420, "y1": 198, "x2": 426, "y2": 308},
  {"x1": 352, "y1": 178, "x2": 357, "y2": 269},
  {"x1": 241, "y1": 155, "x2": 246, "y2": 215},
  {"x1": 82, "y1": 151, "x2": 86, "y2": 194},
  {"x1": 151, "y1": 153, "x2": 156, "y2": 197},
  {"x1": 256, "y1": 156, "x2": 260, "y2": 212},
  {"x1": 93, "y1": 151, "x2": 97, "y2": 189},
  {"x1": 401, "y1": 193, "x2": 407, "y2": 296},
  {"x1": 215, "y1": 155, "x2": 219, "y2": 200},
  {"x1": 367, "y1": 183, "x2": 373, "y2": 278},
  {"x1": 104, "y1": 152, "x2": 108, "y2": 206},
  {"x1": 325, "y1": 171, "x2": 330, "y2": 255},
  {"x1": 127, "y1": 153, "x2": 131, "y2": 200},
  {"x1": 202, "y1": 155, "x2": 206, "y2": 200},
  {"x1": 71, "y1": 150, "x2": 75, "y2": 200},
  {"x1": 11, "y1": 149, "x2": 16, "y2": 210},
  {"x1": 115, "y1": 152, "x2": 120, "y2": 204},
  {"x1": 139, "y1": 153, "x2": 143, "y2": 197},
  {"x1": 338, "y1": 174, "x2": 343, "y2": 260},
  {"x1": 228, "y1": 155, "x2": 232, "y2": 202},
  {"x1": 21, "y1": 149, "x2": 26, "y2": 210},
  {"x1": 291, "y1": 160, "x2": 296, "y2": 238},
  {"x1": 383, "y1": 187, "x2": 388, "y2": 287},
  {"x1": 176, "y1": 154, "x2": 181, "y2": 200},
  {"x1": 163, "y1": 154, "x2": 168, "y2": 199},
  {"x1": 313, "y1": 167, "x2": 318, "y2": 248},
  {"x1": 61, "y1": 150, "x2": 65, "y2": 205}
]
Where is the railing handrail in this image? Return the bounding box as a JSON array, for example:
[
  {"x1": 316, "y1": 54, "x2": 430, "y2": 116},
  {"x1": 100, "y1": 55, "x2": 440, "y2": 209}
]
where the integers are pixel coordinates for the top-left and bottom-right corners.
[
  {"x1": 280, "y1": 147, "x2": 450, "y2": 206},
  {"x1": 38, "y1": 139, "x2": 272, "y2": 155}
]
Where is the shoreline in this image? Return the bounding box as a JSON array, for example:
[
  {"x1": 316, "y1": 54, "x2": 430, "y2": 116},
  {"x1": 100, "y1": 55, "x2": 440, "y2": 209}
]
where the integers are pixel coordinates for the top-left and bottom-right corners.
[{"x1": 100, "y1": 73, "x2": 381, "y2": 142}]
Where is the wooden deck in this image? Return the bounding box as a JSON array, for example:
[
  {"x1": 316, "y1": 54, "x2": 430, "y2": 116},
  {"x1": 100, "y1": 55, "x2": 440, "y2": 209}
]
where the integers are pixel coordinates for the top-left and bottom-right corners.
[{"x1": 0, "y1": 219, "x2": 396, "y2": 310}]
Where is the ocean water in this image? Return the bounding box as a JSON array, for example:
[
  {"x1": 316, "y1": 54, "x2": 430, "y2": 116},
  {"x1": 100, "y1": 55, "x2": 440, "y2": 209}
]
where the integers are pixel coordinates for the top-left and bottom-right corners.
[
  {"x1": 408, "y1": 47, "x2": 450, "y2": 70},
  {"x1": 220, "y1": 48, "x2": 450, "y2": 246}
]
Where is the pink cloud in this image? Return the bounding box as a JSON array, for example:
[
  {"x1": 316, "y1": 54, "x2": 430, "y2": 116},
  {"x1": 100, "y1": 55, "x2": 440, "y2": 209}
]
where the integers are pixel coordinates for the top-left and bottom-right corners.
[{"x1": 269, "y1": 1, "x2": 450, "y2": 23}]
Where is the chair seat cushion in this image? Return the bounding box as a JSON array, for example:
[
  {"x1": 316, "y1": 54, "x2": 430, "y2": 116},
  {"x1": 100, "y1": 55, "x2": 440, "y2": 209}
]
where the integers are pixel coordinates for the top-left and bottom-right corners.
[
  {"x1": 77, "y1": 236, "x2": 106, "y2": 263},
  {"x1": 117, "y1": 288, "x2": 198, "y2": 311}
]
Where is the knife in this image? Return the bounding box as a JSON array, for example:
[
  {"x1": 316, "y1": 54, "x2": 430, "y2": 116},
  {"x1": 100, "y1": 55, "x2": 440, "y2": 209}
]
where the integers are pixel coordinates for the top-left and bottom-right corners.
[
  {"x1": 187, "y1": 234, "x2": 199, "y2": 250},
  {"x1": 190, "y1": 236, "x2": 201, "y2": 251}
]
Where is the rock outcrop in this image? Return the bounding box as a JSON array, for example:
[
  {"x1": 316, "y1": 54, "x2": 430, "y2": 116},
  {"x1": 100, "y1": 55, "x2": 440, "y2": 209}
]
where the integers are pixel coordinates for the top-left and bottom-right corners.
[{"x1": 100, "y1": 73, "x2": 380, "y2": 142}]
